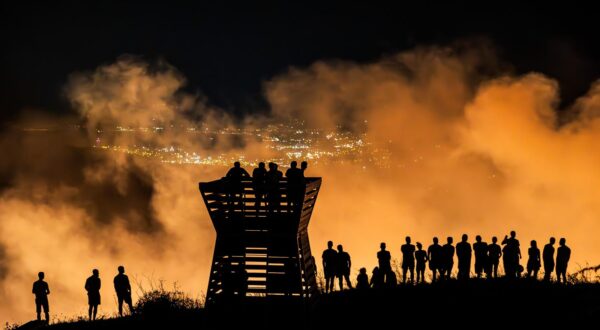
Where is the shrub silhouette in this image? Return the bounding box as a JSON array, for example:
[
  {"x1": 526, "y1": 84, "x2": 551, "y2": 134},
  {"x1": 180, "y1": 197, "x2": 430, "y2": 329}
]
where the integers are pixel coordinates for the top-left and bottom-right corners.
[{"x1": 134, "y1": 288, "x2": 201, "y2": 319}]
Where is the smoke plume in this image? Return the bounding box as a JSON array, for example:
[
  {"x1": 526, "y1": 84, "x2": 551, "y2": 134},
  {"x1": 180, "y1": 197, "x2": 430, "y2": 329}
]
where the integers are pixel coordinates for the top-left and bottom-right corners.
[{"x1": 2, "y1": 44, "x2": 600, "y2": 323}]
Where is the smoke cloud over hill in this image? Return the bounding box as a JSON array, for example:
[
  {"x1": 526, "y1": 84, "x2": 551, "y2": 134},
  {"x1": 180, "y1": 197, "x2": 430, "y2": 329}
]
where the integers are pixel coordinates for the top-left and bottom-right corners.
[{"x1": 1, "y1": 43, "x2": 600, "y2": 323}]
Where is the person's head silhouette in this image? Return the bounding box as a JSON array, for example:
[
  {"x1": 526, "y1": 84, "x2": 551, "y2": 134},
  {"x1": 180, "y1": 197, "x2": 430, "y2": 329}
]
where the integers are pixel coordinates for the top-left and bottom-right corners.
[
  {"x1": 416, "y1": 242, "x2": 422, "y2": 250},
  {"x1": 462, "y1": 234, "x2": 468, "y2": 242},
  {"x1": 259, "y1": 162, "x2": 265, "y2": 169},
  {"x1": 38, "y1": 272, "x2": 45, "y2": 280},
  {"x1": 530, "y1": 240, "x2": 537, "y2": 248},
  {"x1": 550, "y1": 237, "x2": 556, "y2": 245},
  {"x1": 359, "y1": 267, "x2": 367, "y2": 274},
  {"x1": 234, "y1": 161, "x2": 241, "y2": 168},
  {"x1": 405, "y1": 236, "x2": 411, "y2": 244},
  {"x1": 510, "y1": 230, "x2": 516, "y2": 238},
  {"x1": 492, "y1": 236, "x2": 497, "y2": 243},
  {"x1": 92, "y1": 269, "x2": 99, "y2": 277},
  {"x1": 118, "y1": 266, "x2": 125, "y2": 274},
  {"x1": 301, "y1": 161, "x2": 308, "y2": 171},
  {"x1": 337, "y1": 244, "x2": 344, "y2": 252},
  {"x1": 290, "y1": 161, "x2": 297, "y2": 169},
  {"x1": 433, "y1": 237, "x2": 438, "y2": 244},
  {"x1": 268, "y1": 162, "x2": 275, "y2": 170},
  {"x1": 273, "y1": 163, "x2": 278, "y2": 170},
  {"x1": 559, "y1": 238, "x2": 566, "y2": 246},
  {"x1": 327, "y1": 241, "x2": 333, "y2": 249},
  {"x1": 380, "y1": 242, "x2": 386, "y2": 250},
  {"x1": 447, "y1": 237, "x2": 453, "y2": 244},
  {"x1": 476, "y1": 235, "x2": 482, "y2": 242}
]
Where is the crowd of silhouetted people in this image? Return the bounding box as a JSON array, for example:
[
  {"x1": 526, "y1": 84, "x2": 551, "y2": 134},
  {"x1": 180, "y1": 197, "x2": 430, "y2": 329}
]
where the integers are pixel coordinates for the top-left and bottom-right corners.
[
  {"x1": 322, "y1": 231, "x2": 572, "y2": 292},
  {"x1": 224, "y1": 161, "x2": 309, "y2": 213},
  {"x1": 31, "y1": 266, "x2": 134, "y2": 323}
]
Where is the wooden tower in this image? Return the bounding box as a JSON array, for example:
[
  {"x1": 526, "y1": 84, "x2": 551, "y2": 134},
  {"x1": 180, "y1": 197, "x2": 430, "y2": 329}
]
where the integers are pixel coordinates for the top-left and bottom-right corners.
[{"x1": 199, "y1": 177, "x2": 321, "y2": 305}]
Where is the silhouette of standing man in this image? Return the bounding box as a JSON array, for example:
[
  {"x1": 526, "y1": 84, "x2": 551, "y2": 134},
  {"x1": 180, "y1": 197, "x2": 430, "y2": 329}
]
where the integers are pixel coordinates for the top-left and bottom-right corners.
[
  {"x1": 85, "y1": 269, "x2": 101, "y2": 321},
  {"x1": 502, "y1": 231, "x2": 521, "y2": 278},
  {"x1": 266, "y1": 162, "x2": 283, "y2": 213},
  {"x1": 32, "y1": 272, "x2": 50, "y2": 322},
  {"x1": 401, "y1": 236, "x2": 415, "y2": 284},
  {"x1": 526, "y1": 241, "x2": 541, "y2": 279},
  {"x1": 487, "y1": 236, "x2": 502, "y2": 278},
  {"x1": 285, "y1": 161, "x2": 303, "y2": 212},
  {"x1": 473, "y1": 235, "x2": 488, "y2": 279},
  {"x1": 556, "y1": 238, "x2": 571, "y2": 284},
  {"x1": 336, "y1": 245, "x2": 352, "y2": 290},
  {"x1": 442, "y1": 237, "x2": 455, "y2": 280},
  {"x1": 415, "y1": 242, "x2": 428, "y2": 284},
  {"x1": 114, "y1": 266, "x2": 133, "y2": 317},
  {"x1": 377, "y1": 242, "x2": 392, "y2": 285},
  {"x1": 427, "y1": 237, "x2": 443, "y2": 282},
  {"x1": 252, "y1": 162, "x2": 267, "y2": 211},
  {"x1": 226, "y1": 161, "x2": 250, "y2": 206},
  {"x1": 456, "y1": 234, "x2": 472, "y2": 280},
  {"x1": 322, "y1": 241, "x2": 338, "y2": 293},
  {"x1": 543, "y1": 237, "x2": 556, "y2": 281}
]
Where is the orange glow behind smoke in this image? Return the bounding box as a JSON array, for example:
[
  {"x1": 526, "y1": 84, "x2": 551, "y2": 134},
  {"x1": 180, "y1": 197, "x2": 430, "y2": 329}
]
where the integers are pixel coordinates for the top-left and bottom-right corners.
[{"x1": 2, "y1": 46, "x2": 600, "y2": 324}]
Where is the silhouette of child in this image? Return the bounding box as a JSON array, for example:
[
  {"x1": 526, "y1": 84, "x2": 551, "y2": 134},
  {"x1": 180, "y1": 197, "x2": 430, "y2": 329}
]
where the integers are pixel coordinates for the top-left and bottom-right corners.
[{"x1": 356, "y1": 267, "x2": 369, "y2": 290}]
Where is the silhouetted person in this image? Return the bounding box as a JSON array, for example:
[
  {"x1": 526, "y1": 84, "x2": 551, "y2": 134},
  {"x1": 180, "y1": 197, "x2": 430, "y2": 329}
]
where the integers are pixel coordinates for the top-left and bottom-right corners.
[
  {"x1": 370, "y1": 267, "x2": 384, "y2": 289},
  {"x1": 415, "y1": 242, "x2": 428, "y2": 284},
  {"x1": 114, "y1": 266, "x2": 133, "y2": 317},
  {"x1": 502, "y1": 231, "x2": 521, "y2": 278},
  {"x1": 85, "y1": 269, "x2": 101, "y2": 321},
  {"x1": 442, "y1": 237, "x2": 455, "y2": 280},
  {"x1": 427, "y1": 237, "x2": 443, "y2": 282},
  {"x1": 487, "y1": 236, "x2": 502, "y2": 278},
  {"x1": 473, "y1": 235, "x2": 488, "y2": 279},
  {"x1": 556, "y1": 238, "x2": 571, "y2": 284},
  {"x1": 252, "y1": 162, "x2": 267, "y2": 210},
  {"x1": 456, "y1": 234, "x2": 472, "y2": 280},
  {"x1": 322, "y1": 241, "x2": 338, "y2": 293},
  {"x1": 300, "y1": 161, "x2": 308, "y2": 177},
  {"x1": 356, "y1": 267, "x2": 369, "y2": 290},
  {"x1": 226, "y1": 161, "x2": 250, "y2": 205},
  {"x1": 401, "y1": 236, "x2": 415, "y2": 284},
  {"x1": 266, "y1": 162, "x2": 283, "y2": 213},
  {"x1": 377, "y1": 242, "x2": 392, "y2": 284},
  {"x1": 543, "y1": 237, "x2": 556, "y2": 281},
  {"x1": 336, "y1": 245, "x2": 352, "y2": 290},
  {"x1": 526, "y1": 240, "x2": 541, "y2": 279},
  {"x1": 32, "y1": 272, "x2": 50, "y2": 322},
  {"x1": 386, "y1": 270, "x2": 398, "y2": 287},
  {"x1": 285, "y1": 161, "x2": 303, "y2": 212}
]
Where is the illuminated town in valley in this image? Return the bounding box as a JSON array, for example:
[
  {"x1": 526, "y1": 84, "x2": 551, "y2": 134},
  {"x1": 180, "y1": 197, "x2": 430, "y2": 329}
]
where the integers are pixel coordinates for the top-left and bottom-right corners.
[{"x1": 91, "y1": 121, "x2": 392, "y2": 168}]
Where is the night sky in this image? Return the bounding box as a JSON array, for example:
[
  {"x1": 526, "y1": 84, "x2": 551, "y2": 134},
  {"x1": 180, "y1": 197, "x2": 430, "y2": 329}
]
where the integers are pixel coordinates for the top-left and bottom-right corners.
[{"x1": 2, "y1": 1, "x2": 599, "y2": 123}]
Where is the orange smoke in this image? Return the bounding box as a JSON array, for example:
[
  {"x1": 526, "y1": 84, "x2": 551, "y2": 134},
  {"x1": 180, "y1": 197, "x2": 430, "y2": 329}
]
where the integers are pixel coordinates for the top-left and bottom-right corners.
[{"x1": 1, "y1": 45, "x2": 600, "y2": 324}]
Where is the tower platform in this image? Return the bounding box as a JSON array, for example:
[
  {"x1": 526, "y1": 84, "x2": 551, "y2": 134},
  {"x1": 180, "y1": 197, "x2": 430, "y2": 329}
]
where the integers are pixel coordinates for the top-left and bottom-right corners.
[{"x1": 199, "y1": 177, "x2": 321, "y2": 305}]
